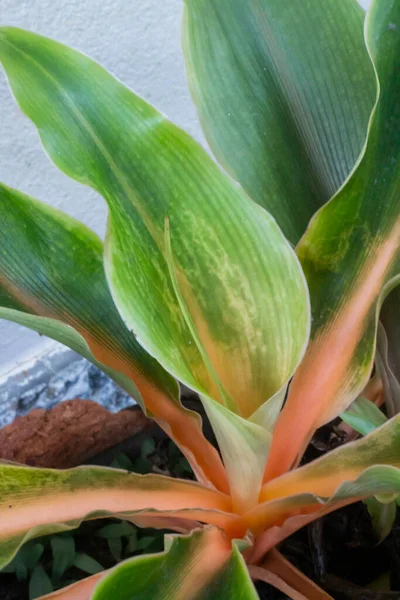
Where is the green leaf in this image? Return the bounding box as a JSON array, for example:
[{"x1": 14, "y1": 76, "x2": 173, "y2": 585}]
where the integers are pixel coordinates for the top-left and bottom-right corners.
[
  {"x1": 132, "y1": 457, "x2": 153, "y2": 475},
  {"x1": 136, "y1": 536, "x2": 157, "y2": 551},
  {"x1": 167, "y1": 442, "x2": 180, "y2": 461},
  {"x1": 341, "y1": 396, "x2": 387, "y2": 437},
  {"x1": 29, "y1": 564, "x2": 53, "y2": 599},
  {"x1": 140, "y1": 438, "x2": 156, "y2": 460},
  {"x1": 14, "y1": 552, "x2": 28, "y2": 582},
  {"x1": 0, "y1": 560, "x2": 15, "y2": 574},
  {"x1": 0, "y1": 27, "x2": 310, "y2": 422},
  {"x1": 14, "y1": 543, "x2": 44, "y2": 581},
  {"x1": 96, "y1": 522, "x2": 136, "y2": 539},
  {"x1": 91, "y1": 528, "x2": 258, "y2": 600},
  {"x1": 110, "y1": 454, "x2": 134, "y2": 472},
  {"x1": 0, "y1": 463, "x2": 234, "y2": 570},
  {"x1": 183, "y1": 0, "x2": 376, "y2": 243},
  {"x1": 165, "y1": 222, "x2": 278, "y2": 509},
  {"x1": 249, "y1": 386, "x2": 287, "y2": 432},
  {"x1": 107, "y1": 537, "x2": 122, "y2": 563},
  {"x1": 364, "y1": 496, "x2": 397, "y2": 543},
  {"x1": 0, "y1": 184, "x2": 226, "y2": 494},
  {"x1": 126, "y1": 531, "x2": 138, "y2": 555},
  {"x1": 379, "y1": 290, "x2": 400, "y2": 416},
  {"x1": 73, "y1": 553, "x2": 104, "y2": 575},
  {"x1": 28, "y1": 572, "x2": 106, "y2": 599},
  {"x1": 201, "y1": 396, "x2": 271, "y2": 512},
  {"x1": 174, "y1": 458, "x2": 192, "y2": 478},
  {"x1": 265, "y1": 0, "x2": 400, "y2": 480},
  {"x1": 50, "y1": 535, "x2": 76, "y2": 581},
  {"x1": 21, "y1": 543, "x2": 45, "y2": 573}
]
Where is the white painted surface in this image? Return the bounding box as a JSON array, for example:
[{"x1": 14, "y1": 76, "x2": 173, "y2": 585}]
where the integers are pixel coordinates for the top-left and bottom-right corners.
[
  {"x1": 0, "y1": 0, "x2": 204, "y2": 375},
  {"x1": 0, "y1": 0, "x2": 372, "y2": 376}
]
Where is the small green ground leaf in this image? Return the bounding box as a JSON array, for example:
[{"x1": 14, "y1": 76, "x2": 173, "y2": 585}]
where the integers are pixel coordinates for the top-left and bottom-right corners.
[
  {"x1": 110, "y1": 454, "x2": 134, "y2": 472},
  {"x1": 126, "y1": 532, "x2": 138, "y2": 555},
  {"x1": 29, "y1": 564, "x2": 53, "y2": 599},
  {"x1": 364, "y1": 496, "x2": 397, "y2": 543},
  {"x1": 96, "y1": 522, "x2": 136, "y2": 539},
  {"x1": 107, "y1": 538, "x2": 122, "y2": 562},
  {"x1": 140, "y1": 438, "x2": 156, "y2": 460},
  {"x1": 51, "y1": 535, "x2": 76, "y2": 581},
  {"x1": 136, "y1": 536, "x2": 157, "y2": 551},
  {"x1": 73, "y1": 553, "x2": 104, "y2": 575},
  {"x1": 13, "y1": 543, "x2": 44, "y2": 582},
  {"x1": 341, "y1": 397, "x2": 387, "y2": 437}
]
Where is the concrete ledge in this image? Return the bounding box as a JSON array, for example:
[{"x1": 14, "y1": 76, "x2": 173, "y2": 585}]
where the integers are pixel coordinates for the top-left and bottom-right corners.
[{"x1": 0, "y1": 343, "x2": 134, "y2": 426}]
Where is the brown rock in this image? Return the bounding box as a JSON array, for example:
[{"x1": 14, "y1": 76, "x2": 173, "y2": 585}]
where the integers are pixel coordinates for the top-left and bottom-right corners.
[{"x1": 0, "y1": 399, "x2": 151, "y2": 469}]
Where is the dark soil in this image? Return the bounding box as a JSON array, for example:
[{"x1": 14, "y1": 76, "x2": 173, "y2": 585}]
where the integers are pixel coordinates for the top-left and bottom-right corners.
[
  {"x1": 0, "y1": 579, "x2": 28, "y2": 600},
  {"x1": 254, "y1": 502, "x2": 400, "y2": 599}
]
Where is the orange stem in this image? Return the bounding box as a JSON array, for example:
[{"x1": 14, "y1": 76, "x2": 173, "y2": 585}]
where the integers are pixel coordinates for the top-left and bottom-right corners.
[
  {"x1": 260, "y1": 549, "x2": 333, "y2": 600},
  {"x1": 249, "y1": 565, "x2": 308, "y2": 600}
]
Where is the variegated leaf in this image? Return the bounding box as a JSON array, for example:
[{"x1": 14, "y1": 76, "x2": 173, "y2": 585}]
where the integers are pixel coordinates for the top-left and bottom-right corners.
[
  {"x1": 0, "y1": 183, "x2": 226, "y2": 492},
  {"x1": 183, "y1": 0, "x2": 375, "y2": 243},
  {"x1": 92, "y1": 528, "x2": 258, "y2": 600},
  {"x1": 265, "y1": 0, "x2": 400, "y2": 479},
  {"x1": 0, "y1": 463, "x2": 235, "y2": 569},
  {"x1": 250, "y1": 415, "x2": 400, "y2": 534},
  {"x1": 0, "y1": 28, "x2": 310, "y2": 426}
]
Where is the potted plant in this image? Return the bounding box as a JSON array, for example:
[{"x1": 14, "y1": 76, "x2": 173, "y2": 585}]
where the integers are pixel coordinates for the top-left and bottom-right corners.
[{"x1": 0, "y1": 0, "x2": 399, "y2": 597}]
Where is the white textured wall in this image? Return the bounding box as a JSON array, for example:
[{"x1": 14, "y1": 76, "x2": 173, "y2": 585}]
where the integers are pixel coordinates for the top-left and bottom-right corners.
[
  {"x1": 0, "y1": 0, "x2": 204, "y2": 374},
  {"x1": 0, "y1": 0, "x2": 372, "y2": 375}
]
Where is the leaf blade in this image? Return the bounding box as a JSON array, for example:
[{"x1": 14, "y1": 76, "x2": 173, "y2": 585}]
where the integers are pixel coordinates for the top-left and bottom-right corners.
[
  {"x1": 364, "y1": 496, "x2": 397, "y2": 543},
  {"x1": 201, "y1": 396, "x2": 271, "y2": 513},
  {"x1": 50, "y1": 535, "x2": 76, "y2": 581},
  {"x1": 91, "y1": 527, "x2": 258, "y2": 600},
  {"x1": 29, "y1": 564, "x2": 53, "y2": 600},
  {"x1": 0, "y1": 463, "x2": 235, "y2": 570},
  {"x1": 183, "y1": 0, "x2": 376, "y2": 243},
  {"x1": 265, "y1": 0, "x2": 400, "y2": 479},
  {"x1": 341, "y1": 396, "x2": 387, "y2": 437},
  {"x1": 0, "y1": 183, "x2": 227, "y2": 493}
]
